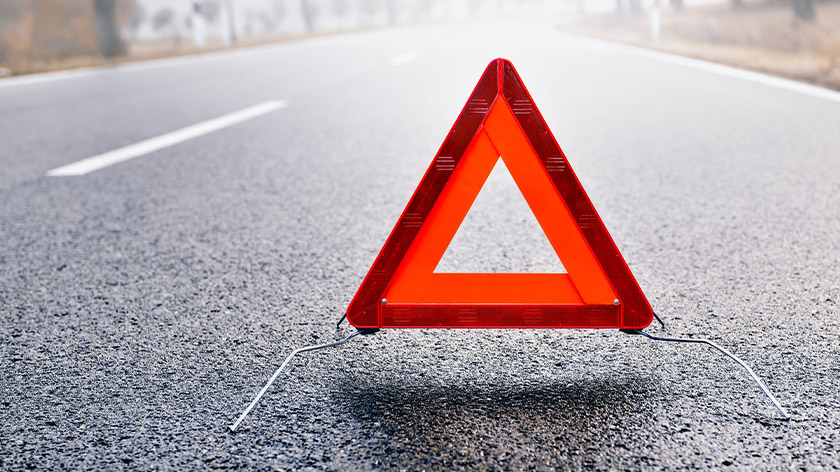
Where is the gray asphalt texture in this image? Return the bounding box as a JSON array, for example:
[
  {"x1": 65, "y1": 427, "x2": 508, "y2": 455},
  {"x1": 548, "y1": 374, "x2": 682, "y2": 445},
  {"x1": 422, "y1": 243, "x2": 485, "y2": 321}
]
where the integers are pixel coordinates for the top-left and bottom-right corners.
[{"x1": 2, "y1": 19, "x2": 839, "y2": 471}]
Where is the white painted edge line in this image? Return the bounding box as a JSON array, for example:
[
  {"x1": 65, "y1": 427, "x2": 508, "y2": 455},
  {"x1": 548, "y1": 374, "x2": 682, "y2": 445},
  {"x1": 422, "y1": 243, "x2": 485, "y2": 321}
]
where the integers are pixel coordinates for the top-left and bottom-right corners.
[
  {"x1": 0, "y1": 68, "x2": 104, "y2": 88},
  {"x1": 47, "y1": 100, "x2": 287, "y2": 177},
  {"x1": 583, "y1": 36, "x2": 840, "y2": 104},
  {"x1": 0, "y1": 54, "x2": 234, "y2": 89},
  {"x1": 0, "y1": 41, "x2": 290, "y2": 89},
  {"x1": 390, "y1": 50, "x2": 419, "y2": 66}
]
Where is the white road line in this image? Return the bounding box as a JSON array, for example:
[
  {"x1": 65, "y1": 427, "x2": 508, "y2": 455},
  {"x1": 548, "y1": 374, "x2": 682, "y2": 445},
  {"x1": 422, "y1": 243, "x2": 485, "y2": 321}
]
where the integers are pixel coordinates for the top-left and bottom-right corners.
[
  {"x1": 47, "y1": 100, "x2": 287, "y2": 177},
  {"x1": 389, "y1": 50, "x2": 418, "y2": 66},
  {"x1": 584, "y1": 36, "x2": 840, "y2": 104}
]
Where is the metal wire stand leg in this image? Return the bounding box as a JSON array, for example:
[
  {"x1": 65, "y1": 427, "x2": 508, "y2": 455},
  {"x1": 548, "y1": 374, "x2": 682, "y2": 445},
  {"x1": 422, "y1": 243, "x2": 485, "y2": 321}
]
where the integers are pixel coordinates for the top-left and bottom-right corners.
[
  {"x1": 625, "y1": 329, "x2": 789, "y2": 418},
  {"x1": 230, "y1": 330, "x2": 365, "y2": 432}
]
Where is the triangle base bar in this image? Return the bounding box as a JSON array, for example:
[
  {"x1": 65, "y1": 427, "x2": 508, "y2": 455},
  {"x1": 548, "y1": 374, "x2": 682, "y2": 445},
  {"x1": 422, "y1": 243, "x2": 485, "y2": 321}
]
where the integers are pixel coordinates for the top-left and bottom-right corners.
[{"x1": 382, "y1": 303, "x2": 619, "y2": 328}]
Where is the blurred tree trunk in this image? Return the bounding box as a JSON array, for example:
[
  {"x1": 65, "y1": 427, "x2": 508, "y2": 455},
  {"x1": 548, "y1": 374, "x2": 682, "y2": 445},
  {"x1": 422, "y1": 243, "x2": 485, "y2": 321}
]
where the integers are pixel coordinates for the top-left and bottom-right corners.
[
  {"x1": 615, "y1": 0, "x2": 623, "y2": 14},
  {"x1": 93, "y1": 0, "x2": 126, "y2": 58},
  {"x1": 731, "y1": 0, "x2": 743, "y2": 8},
  {"x1": 670, "y1": 0, "x2": 683, "y2": 12},
  {"x1": 385, "y1": 0, "x2": 396, "y2": 25},
  {"x1": 299, "y1": 0, "x2": 313, "y2": 32},
  {"x1": 793, "y1": 0, "x2": 815, "y2": 21},
  {"x1": 220, "y1": 0, "x2": 236, "y2": 47},
  {"x1": 628, "y1": 0, "x2": 642, "y2": 15}
]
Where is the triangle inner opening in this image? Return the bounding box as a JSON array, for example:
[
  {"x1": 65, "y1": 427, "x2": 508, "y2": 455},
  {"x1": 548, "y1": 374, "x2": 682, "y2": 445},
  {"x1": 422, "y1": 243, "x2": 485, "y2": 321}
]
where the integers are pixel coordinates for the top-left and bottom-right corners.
[{"x1": 434, "y1": 158, "x2": 567, "y2": 274}]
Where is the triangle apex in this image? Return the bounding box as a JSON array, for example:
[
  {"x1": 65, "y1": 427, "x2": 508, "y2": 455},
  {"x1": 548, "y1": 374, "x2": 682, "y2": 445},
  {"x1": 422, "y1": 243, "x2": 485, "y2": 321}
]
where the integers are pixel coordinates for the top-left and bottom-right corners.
[{"x1": 485, "y1": 58, "x2": 516, "y2": 94}]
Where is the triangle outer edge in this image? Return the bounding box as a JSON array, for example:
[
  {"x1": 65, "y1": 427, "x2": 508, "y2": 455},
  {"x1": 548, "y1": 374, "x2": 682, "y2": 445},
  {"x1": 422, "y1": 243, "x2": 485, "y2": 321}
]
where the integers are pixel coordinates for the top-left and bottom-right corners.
[{"x1": 346, "y1": 58, "x2": 653, "y2": 330}]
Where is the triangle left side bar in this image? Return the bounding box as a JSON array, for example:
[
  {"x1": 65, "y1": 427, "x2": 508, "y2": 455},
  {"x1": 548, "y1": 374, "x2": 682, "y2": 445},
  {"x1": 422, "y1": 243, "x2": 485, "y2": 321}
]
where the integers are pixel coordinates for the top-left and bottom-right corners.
[{"x1": 346, "y1": 61, "x2": 501, "y2": 328}]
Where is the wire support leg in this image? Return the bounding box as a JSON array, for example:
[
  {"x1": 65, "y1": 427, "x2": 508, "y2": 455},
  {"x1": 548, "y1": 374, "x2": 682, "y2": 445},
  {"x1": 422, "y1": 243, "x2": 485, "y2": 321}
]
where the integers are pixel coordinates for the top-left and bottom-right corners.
[
  {"x1": 229, "y1": 330, "x2": 365, "y2": 432},
  {"x1": 626, "y1": 330, "x2": 789, "y2": 418},
  {"x1": 652, "y1": 312, "x2": 666, "y2": 330}
]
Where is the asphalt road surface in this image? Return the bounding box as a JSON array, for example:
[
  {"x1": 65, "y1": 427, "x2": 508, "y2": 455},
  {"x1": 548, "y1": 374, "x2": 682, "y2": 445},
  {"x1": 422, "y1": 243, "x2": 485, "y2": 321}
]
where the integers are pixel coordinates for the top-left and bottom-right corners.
[{"x1": 2, "y1": 19, "x2": 839, "y2": 471}]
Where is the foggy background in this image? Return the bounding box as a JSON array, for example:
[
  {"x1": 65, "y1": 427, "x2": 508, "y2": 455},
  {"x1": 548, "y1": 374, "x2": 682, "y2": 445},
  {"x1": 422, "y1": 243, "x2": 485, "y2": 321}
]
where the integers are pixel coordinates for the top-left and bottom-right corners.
[{"x1": 1, "y1": 0, "x2": 837, "y2": 88}]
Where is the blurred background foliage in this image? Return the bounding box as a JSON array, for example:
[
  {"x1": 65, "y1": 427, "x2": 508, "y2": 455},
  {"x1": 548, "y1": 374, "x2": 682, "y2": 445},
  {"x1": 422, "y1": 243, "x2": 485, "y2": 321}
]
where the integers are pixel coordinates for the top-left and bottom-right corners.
[{"x1": 0, "y1": 0, "x2": 560, "y2": 75}]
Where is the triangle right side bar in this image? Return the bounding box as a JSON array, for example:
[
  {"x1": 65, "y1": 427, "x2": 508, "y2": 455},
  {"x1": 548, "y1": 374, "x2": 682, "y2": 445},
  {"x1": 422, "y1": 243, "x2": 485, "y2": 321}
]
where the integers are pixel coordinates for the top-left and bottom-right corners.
[{"x1": 497, "y1": 60, "x2": 653, "y2": 329}]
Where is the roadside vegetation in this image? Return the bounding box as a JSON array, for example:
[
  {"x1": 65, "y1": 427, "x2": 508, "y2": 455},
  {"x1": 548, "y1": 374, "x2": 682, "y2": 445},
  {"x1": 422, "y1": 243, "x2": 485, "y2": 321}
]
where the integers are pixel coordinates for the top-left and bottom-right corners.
[
  {"x1": 565, "y1": 0, "x2": 840, "y2": 90},
  {"x1": 0, "y1": 0, "x2": 451, "y2": 77}
]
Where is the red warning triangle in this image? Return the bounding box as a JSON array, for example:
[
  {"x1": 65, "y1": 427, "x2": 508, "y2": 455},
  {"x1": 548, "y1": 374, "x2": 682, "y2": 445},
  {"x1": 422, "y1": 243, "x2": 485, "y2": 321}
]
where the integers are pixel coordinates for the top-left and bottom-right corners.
[{"x1": 347, "y1": 59, "x2": 653, "y2": 330}]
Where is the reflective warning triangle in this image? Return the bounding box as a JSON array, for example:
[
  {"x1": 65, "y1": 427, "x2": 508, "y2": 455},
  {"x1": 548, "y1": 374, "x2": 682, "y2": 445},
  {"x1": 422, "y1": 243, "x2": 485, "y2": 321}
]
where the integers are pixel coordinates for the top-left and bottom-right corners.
[{"x1": 347, "y1": 59, "x2": 653, "y2": 330}]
